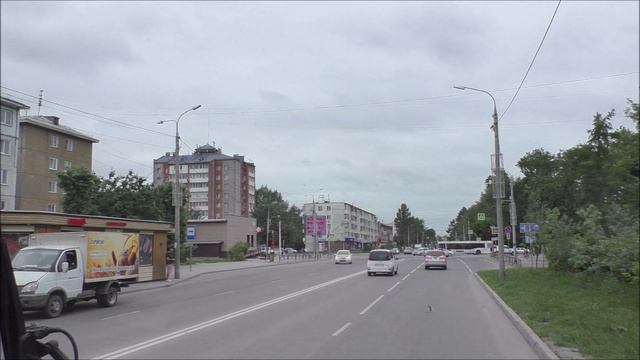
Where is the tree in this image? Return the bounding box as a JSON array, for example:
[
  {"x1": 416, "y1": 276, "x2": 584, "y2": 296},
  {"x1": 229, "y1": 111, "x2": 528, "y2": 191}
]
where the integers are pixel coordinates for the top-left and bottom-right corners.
[
  {"x1": 57, "y1": 166, "x2": 101, "y2": 214},
  {"x1": 394, "y1": 204, "x2": 412, "y2": 248},
  {"x1": 252, "y1": 186, "x2": 303, "y2": 250}
]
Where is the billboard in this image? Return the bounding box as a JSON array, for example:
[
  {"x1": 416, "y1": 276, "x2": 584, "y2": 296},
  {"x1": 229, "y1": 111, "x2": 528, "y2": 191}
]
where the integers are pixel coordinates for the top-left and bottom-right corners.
[
  {"x1": 86, "y1": 232, "x2": 139, "y2": 279},
  {"x1": 305, "y1": 215, "x2": 327, "y2": 236},
  {"x1": 139, "y1": 233, "x2": 153, "y2": 266}
]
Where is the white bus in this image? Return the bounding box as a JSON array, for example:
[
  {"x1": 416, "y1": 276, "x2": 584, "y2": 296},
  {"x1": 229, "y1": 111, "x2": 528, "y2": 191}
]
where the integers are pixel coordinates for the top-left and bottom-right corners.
[{"x1": 437, "y1": 240, "x2": 492, "y2": 255}]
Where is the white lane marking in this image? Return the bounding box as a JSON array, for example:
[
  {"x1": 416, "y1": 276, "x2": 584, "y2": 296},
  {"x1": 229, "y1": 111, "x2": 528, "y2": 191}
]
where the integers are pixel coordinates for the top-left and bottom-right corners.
[
  {"x1": 94, "y1": 269, "x2": 366, "y2": 359},
  {"x1": 359, "y1": 294, "x2": 384, "y2": 315},
  {"x1": 213, "y1": 290, "x2": 234, "y2": 296},
  {"x1": 402, "y1": 273, "x2": 411, "y2": 281},
  {"x1": 410, "y1": 268, "x2": 417, "y2": 274},
  {"x1": 100, "y1": 310, "x2": 141, "y2": 321},
  {"x1": 331, "y1": 322, "x2": 352, "y2": 336},
  {"x1": 457, "y1": 258, "x2": 474, "y2": 274},
  {"x1": 387, "y1": 282, "x2": 401, "y2": 292}
]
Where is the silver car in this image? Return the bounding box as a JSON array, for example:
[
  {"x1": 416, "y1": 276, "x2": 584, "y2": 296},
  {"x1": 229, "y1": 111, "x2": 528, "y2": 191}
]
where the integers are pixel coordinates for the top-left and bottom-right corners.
[
  {"x1": 424, "y1": 250, "x2": 448, "y2": 270},
  {"x1": 334, "y1": 250, "x2": 352, "y2": 264}
]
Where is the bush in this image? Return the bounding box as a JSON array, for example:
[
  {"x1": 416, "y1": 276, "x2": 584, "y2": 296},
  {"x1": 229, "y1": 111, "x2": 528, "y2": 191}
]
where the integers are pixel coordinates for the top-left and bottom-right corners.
[{"x1": 228, "y1": 242, "x2": 249, "y2": 261}]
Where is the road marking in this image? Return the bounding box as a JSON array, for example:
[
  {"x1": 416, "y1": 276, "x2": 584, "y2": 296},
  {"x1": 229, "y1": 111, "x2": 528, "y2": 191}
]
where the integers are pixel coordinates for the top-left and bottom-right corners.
[
  {"x1": 331, "y1": 322, "x2": 352, "y2": 336},
  {"x1": 100, "y1": 310, "x2": 141, "y2": 321},
  {"x1": 457, "y1": 258, "x2": 474, "y2": 274},
  {"x1": 270, "y1": 279, "x2": 283, "y2": 283},
  {"x1": 93, "y1": 269, "x2": 366, "y2": 359},
  {"x1": 213, "y1": 290, "x2": 234, "y2": 296},
  {"x1": 359, "y1": 294, "x2": 384, "y2": 315},
  {"x1": 402, "y1": 273, "x2": 411, "y2": 281},
  {"x1": 387, "y1": 282, "x2": 401, "y2": 292}
]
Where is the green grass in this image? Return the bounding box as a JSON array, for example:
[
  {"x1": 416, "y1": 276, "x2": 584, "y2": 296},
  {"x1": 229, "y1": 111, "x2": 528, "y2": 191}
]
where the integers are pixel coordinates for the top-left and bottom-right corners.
[
  {"x1": 186, "y1": 257, "x2": 230, "y2": 264},
  {"x1": 478, "y1": 268, "x2": 639, "y2": 359}
]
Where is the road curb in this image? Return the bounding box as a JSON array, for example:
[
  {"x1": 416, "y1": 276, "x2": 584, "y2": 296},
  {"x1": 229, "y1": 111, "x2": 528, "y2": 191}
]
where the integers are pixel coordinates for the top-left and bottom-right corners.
[
  {"x1": 123, "y1": 258, "x2": 328, "y2": 294},
  {"x1": 474, "y1": 273, "x2": 559, "y2": 360}
]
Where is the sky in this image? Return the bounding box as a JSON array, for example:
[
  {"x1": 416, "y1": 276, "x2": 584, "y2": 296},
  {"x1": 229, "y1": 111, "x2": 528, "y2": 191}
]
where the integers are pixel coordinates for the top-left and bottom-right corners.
[{"x1": 1, "y1": 1, "x2": 638, "y2": 234}]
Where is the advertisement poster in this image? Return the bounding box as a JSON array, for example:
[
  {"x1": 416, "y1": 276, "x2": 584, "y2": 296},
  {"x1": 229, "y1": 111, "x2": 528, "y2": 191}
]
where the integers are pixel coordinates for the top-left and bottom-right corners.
[
  {"x1": 86, "y1": 232, "x2": 139, "y2": 279},
  {"x1": 305, "y1": 216, "x2": 327, "y2": 236},
  {"x1": 139, "y1": 233, "x2": 153, "y2": 266}
]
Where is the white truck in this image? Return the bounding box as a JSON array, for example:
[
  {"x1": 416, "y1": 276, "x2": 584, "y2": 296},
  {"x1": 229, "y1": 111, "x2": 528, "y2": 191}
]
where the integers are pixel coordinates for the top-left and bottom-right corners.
[{"x1": 11, "y1": 232, "x2": 140, "y2": 318}]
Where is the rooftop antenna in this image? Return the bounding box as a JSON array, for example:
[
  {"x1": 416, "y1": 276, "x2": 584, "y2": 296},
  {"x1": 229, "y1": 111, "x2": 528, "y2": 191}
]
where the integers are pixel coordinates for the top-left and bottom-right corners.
[{"x1": 37, "y1": 90, "x2": 44, "y2": 115}]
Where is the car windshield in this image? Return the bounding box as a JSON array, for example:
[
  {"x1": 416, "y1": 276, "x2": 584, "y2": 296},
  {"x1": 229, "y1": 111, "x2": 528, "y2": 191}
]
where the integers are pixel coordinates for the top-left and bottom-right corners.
[
  {"x1": 12, "y1": 249, "x2": 61, "y2": 272},
  {"x1": 369, "y1": 251, "x2": 391, "y2": 261},
  {"x1": 426, "y1": 251, "x2": 444, "y2": 257},
  {"x1": 337, "y1": 250, "x2": 350, "y2": 256}
]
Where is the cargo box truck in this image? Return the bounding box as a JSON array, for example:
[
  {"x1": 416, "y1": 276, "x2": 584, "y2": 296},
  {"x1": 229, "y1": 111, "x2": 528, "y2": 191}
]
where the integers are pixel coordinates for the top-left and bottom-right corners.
[{"x1": 11, "y1": 232, "x2": 139, "y2": 318}]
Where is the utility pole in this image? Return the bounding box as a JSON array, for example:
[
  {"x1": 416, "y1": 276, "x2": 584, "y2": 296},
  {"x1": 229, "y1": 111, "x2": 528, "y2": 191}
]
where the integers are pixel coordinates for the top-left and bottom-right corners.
[
  {"x1": 266, "y1": 206, "x2": 270, "y2": 251},
  {"x1": 453, "y1": 85, "x2": 505, "y2": 282},
  {"x1": 510, "y1": 180, "x2": 518, "y2": 263},
  {"x1": 278, "y1": 217, "x2": 282, "y2": 262},
  {"x1": 313, "y1": 196, "x2": 317, "y2": 260}
]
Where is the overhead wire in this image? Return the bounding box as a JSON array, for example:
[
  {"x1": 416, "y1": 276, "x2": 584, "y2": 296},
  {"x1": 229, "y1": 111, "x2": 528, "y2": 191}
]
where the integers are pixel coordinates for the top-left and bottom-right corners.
[
  {"x1": 499, "y1": 0, "x2": 562, "y2": 121},
  {"x1": 0, "y1": 86, "x2": 172, "y2": 137}
]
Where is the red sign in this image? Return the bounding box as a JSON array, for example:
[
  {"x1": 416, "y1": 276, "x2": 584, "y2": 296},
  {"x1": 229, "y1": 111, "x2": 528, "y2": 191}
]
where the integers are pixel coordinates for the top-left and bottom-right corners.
[
  {"x1": 106, "y1": 221, "x2": 127, "y2": 227},
  {"x1": 67, "y1": 218, "x2": 86, "y2": 227}
]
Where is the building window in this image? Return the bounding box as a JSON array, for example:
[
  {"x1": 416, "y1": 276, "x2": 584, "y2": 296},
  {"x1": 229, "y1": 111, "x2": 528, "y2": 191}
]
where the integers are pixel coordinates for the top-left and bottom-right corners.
[
  {"x1": 318, "y1": 206, "x2": 323, "y2": 211},
  {"x1": 0, "y1": 200, "x2": 5, "y2": 210},
  {"x1": 0, "y1": 169, "x2": 8, "y2": 185},
  {"x1": 0, "y1": 108, "x2": 14, "y2": 126},
  {"x1": 327, "y1": 206, "x2": 331, "y2": 211},
  {"x1": 64, "y1": 138, "x2": 74, "y2": 151},
  {"x1": 49, "y1": 157, "x2": 58, "y2": 170},
  {"x1": 0, "y1": 139, "x2": 10, "y2": 155},
  {"x1": 50, "y1": 134, "x2": 59, "y2": 148},
  {"x1": 47, "y1": 204, "x2": 57, "y2": 212},
  {"x1": 48, "y1": 180, "x2": 57, "y2": 193},
  {"x1": 64, "y1": 160, "x2": 72, "y2": 170}
]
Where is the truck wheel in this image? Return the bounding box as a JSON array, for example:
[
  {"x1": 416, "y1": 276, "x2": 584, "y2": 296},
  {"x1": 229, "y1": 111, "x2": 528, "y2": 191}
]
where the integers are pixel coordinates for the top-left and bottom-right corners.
[
  {"x1": 97, "y1": 286, "x2": 118, "y2": 307},
  {"x1": 43, "y1": 294, "x2": 64, "y2": 318}
]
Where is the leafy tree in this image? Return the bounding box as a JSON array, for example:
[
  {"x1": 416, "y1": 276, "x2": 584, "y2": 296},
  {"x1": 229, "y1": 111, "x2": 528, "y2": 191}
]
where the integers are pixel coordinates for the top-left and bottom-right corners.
[
  {"x1": 394, "y1": 204, "x2": 412, "y2": 247},
  {"x1": 57, "y1": 166, "x2": 101, "y2": 214},
  {"x1": 252, "y1": 186, "x2": 303, "y2": 250}
]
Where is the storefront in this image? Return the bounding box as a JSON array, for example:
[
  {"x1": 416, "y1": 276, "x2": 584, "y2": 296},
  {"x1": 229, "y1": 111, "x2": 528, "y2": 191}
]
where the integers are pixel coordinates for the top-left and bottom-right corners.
[{"x1": 1, "y1": 210, "x2": 172, "y2": 281}]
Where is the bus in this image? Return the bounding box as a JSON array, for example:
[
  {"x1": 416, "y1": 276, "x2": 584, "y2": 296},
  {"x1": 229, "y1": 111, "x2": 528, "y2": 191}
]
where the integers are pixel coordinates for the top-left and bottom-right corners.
[{"x1": 437, "y1": 240, "x2": 492, "y2": 255}]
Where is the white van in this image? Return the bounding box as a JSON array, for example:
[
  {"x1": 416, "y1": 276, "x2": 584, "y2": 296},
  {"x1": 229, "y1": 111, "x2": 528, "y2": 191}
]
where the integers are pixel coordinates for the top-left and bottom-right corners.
[{"x1": 367, "y1": 249, "x2": 398, "y2": 276}]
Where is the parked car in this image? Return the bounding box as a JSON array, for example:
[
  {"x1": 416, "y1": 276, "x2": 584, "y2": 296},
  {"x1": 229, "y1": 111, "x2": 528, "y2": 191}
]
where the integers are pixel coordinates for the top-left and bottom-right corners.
[
  {"x1": 516, "y1": 247, "x2": 529, "y2": 255},
  {"x1": 367, "y1": 249, "x2": 398, "y2": 276},
  {"x1": 335, "y1": 250, "x2": 352, "y2": 264},
  {"x1": 412, "y1": 247, "x2": 424, "y2": 256},
  {"x1": 424, "y1": 249, "x2": 447, "y2": 270},
  {"x1": 284, "y1": 248, "x2": 297, "y2": 254},
  {"x1": 391, "y1": 248, "x2": 400, "y2": 255},
  {"x1": 403, "y1": 247, "x2": 413, "y2": 255},
  {"x1": 504, "y1": 247, "x2": 515, "y2": 255}
]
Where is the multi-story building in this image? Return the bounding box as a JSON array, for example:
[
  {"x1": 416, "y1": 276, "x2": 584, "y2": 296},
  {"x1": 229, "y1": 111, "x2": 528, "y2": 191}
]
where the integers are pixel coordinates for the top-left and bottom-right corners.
[
  {"x1": 16, "y1": 115, "x2": 98, "y2": 212},
  {"x1": 378, "y1": 222, "x2": 393, "y2": 246},
  {"x1": 153, "y1": 144, "x2": 256, "y2": 220},
  {"x1": 0, "y1": 97, "x2": 30, "y2": 210},
  {"x1": 302, "y1": 201, "x2": 379, "y2": 252}
]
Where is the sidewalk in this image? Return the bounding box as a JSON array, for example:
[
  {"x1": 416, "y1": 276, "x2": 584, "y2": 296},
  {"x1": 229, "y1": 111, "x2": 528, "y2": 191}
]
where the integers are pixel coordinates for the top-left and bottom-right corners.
[{"x1": 123, "y1": 254, "x2": 330, "y2": 294}]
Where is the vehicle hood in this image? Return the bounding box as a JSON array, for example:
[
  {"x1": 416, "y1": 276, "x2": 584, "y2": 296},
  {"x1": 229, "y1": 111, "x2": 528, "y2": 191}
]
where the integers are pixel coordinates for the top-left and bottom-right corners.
[{"x1": 13, "y1": 271, "x2": 48, "y2": 286}]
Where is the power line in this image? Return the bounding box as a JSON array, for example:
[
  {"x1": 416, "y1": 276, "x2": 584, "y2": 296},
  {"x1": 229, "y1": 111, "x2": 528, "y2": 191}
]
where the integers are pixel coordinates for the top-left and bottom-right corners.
[
  {"x1": 499, "y1": 0, "x2": 562, "y2": 121},
  {"x1": 0, "y1": 86, "x2": 172, "y2": 137}
]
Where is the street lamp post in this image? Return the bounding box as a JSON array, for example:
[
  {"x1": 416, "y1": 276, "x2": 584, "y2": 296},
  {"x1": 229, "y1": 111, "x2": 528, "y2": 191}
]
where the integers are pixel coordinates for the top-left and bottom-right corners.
[
  {"x1": 158, "y1": 104, "x2": 201, "y2": 279},
  {"x1": 454, "y1": 85, "x2": 506, "y2": 282}
]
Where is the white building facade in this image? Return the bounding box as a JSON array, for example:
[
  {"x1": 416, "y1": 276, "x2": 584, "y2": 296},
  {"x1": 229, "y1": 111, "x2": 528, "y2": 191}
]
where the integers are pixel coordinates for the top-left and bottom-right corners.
[
  {"x1": 0, "y1": 97, "x2": 30, "y2": 210},
  {"x1": 302, "y1": 201, "x2": 379, "y2": 253}
]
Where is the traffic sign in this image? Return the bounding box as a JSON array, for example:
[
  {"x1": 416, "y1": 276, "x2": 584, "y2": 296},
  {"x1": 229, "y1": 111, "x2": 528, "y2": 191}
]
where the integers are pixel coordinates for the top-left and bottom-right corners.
[
  {"x1": 186, "y1": 225, "x2": 196, "y2": 241},
  {"x1": 477, "y1": 213, "x2": 485, "y2": 221},
  {"x1": 491, "y1": 226, "x2": 498, "y2": 235},
  {"x1": 504, "y1": 225, "x2": 512, "y2": 233},
  {"x1": 256, "y1": 227, "x2": 262, "y2": 233}
]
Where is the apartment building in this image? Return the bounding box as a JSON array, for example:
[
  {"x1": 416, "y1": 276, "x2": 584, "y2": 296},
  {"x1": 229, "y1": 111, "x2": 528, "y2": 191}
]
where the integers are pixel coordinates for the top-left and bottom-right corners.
[
  {"x1": 16, "y1": 116, "x2": 98, "y2": 212},
  {"x1": 153, "y1": 144, "x2": 256, "y2": 220},
  {"x1": 302, "y1": 201, "x2": 379, "y2": 252},
  {"x1": 0, "y1": 97, "x2": 30, "y2": 210}
]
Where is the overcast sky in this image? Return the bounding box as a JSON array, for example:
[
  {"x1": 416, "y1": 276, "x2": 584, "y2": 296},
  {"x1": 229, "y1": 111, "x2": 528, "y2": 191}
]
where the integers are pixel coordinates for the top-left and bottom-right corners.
[{"x1": 2, "y1": 1, "x2": 638, "y2": 234}]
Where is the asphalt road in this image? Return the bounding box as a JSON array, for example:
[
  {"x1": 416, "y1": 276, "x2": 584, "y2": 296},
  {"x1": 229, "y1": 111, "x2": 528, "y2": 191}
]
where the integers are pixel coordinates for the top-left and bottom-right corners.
[{"x1": 26, "y1": 254, "x2": 539, "y2": 359}]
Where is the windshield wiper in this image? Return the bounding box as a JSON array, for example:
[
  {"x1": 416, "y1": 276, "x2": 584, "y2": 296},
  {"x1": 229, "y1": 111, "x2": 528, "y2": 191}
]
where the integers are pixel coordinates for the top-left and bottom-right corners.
[{"x1": 14, "y1": 265, "x2": 47, "y2": 271}]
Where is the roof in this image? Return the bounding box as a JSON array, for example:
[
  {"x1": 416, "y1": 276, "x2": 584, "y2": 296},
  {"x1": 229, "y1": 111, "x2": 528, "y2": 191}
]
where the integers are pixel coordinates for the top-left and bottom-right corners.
[
  {"x1": 19, "y1": 116, "x2": 99, "y2": 143},
  {"x1": 0, "y1": 96, "x2": 30, "y2": 110}
]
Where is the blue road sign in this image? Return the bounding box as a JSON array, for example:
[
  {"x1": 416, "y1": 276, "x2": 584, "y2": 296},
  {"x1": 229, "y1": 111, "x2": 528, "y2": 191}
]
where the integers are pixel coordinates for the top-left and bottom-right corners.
[{"x1": 186, "y1": 225, "x2": 196, "y2": 241}]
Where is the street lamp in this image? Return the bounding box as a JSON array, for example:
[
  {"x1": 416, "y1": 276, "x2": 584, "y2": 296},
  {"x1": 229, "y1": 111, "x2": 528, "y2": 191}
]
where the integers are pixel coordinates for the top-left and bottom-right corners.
[
  {"x1": 158, "y1": 104, "x2": 202, "y2": 279},
  {"x1": 454, "y1": 85, "x2": 506, "y2": 282}
]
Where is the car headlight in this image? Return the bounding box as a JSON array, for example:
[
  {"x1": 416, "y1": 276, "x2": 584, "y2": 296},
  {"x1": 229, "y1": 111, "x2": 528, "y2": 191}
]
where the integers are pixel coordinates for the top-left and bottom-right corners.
[{"x1": 21, "y1": 281, "x2": 39, "y2": 294}]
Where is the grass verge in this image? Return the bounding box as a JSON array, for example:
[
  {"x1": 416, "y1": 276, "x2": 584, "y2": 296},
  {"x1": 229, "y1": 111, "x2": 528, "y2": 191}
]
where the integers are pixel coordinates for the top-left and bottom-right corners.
[
  {"x1": 187, "y1": 257, "x2": 230, "y2": 264},
  {"x1": 478, "y1": 268, "x2": 638, "y2": 359}
]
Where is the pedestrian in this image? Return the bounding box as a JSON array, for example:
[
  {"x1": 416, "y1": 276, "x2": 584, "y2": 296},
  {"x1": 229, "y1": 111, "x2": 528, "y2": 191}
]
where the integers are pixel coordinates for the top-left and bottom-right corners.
[{"x1": 166, "y1": 253, "x2": 174, "y2": 281}]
